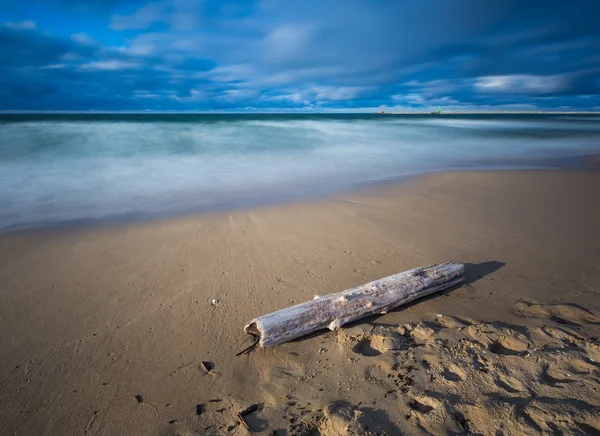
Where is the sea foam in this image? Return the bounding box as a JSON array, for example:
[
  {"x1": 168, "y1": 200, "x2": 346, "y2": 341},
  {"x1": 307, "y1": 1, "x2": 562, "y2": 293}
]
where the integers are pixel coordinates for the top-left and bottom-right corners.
[{"x1": 1, "y1": 114, "x2": 599, "y2": 230}]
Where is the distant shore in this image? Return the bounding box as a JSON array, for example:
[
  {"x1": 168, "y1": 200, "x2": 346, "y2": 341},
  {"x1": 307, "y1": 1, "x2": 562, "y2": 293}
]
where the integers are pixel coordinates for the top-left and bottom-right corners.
[
  {"x1": 374, "y1": 110, "x2": 600, "y2": 115},
  {"x1": 1, "y1": 161, "x2": 599, "y2": 435}
]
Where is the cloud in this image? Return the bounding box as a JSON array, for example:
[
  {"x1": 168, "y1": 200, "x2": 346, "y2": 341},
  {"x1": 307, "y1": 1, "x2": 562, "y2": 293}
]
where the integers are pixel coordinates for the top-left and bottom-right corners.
[
  {"x1": 260, "y1": 85, "x2": 371, "y2": 105},
  {"x1": 218, "y1": 88, "x2": 258, "y2": 102},
  {"x1": 391, "y1": 93, "x2": 461, "y2": 107},
  {"x1": 40, "y1": 0, "x2": 136, "y2": 14},
  {"x1": 109, "y1": 1, "x2": 200, "y2": 31},
  {"x1": 169, "y1": 88, "x2": 207, "y2": 102},
  {"x1": 263, "y1": 23, "x2": 316, "y2": 66},
  {"x1": 266, "y1": 93, "x2": 306, "y2": 104},
  {"x1": 40, "y1": 63, "x2": 67, "y2": 69},
  {"x1": 404, "y1": 80, "x2": 461, "y2": 98},
  {"x1": 379, "y1": 101, "x2": 543, "y2": 113},
  {"x1": 61, "y1": 52, "x2": 83, "y2": 61},
  {"x1": 4, "y1": 20, "x2": 37, "y2": 30},
  {"x1": 80, "y1": 60, "x2": 138, "y2": 71},
  {"x1": 208, "y1": 64, "x2": 255, "y2": 82},
  {"x1": 70, "y1": 33, "x2": 97, "y2": 46},
  {"x1": 0, "y1": 24, "x2": 72, "y2": 67},
  {"x1": 308, "y1": 86, "x2": 370, "y2": 101},
  {"x1": 133, "y1": 90, "x2": 162, "y2": 99},
  {"x1": 1, "y1": 0, "x2": 600, "y2": 111},
  {"x1": 110, "y1": 3, "x2": 164, "y2": 30},
  {"x1": 474, "y1": 74, "x2": 569, "y2": 94},
  {"x1": 392, "y1": 93, "x2": 425, "y2": 105}
]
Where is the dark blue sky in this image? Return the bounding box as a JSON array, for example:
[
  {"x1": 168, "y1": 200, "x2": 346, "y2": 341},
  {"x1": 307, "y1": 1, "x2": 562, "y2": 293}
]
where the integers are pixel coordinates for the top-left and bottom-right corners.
[{"x1": 1, "y1": 1, "x2": 599, "y2": 111}]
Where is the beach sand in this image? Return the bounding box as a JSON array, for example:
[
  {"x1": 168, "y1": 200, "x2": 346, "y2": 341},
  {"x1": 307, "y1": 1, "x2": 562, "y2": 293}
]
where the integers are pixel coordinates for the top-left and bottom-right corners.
[{"x1": 1, "y1": 168, "x2": 600, "y2": 435}]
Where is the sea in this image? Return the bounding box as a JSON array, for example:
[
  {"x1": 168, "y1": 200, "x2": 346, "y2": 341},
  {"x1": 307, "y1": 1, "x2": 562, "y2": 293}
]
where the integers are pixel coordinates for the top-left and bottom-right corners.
[{"x1": 1, "y1": 113, "x2": 600, "y2": 231}]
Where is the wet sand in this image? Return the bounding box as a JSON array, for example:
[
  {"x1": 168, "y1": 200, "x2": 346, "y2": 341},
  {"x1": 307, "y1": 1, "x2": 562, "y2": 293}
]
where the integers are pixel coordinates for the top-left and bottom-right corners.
[{"x1": 1, "y1": 167, "x2": 599, "y2": 435}]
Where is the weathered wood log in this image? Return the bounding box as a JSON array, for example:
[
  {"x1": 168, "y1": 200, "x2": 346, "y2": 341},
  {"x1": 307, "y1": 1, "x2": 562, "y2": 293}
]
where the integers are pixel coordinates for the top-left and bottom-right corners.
[{"x1": 244, "y1": 262, "x2": 464, "y2": 346}]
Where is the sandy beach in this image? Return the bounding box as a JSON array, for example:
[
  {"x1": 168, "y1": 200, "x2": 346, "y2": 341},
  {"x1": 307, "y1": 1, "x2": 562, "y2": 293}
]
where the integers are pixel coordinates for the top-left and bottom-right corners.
[{"x1": 1, "y1": 166, "x2": 600, "y2": 435}]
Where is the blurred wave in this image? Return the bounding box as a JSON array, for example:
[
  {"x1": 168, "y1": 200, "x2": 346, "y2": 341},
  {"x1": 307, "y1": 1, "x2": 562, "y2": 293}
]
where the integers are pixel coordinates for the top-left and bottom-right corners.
[{"x1": 1, "y1": 114, "x2": 599, "y2": 230}]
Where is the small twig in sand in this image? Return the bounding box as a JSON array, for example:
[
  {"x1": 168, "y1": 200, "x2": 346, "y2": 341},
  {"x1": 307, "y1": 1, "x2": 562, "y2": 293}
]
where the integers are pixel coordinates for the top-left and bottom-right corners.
[
  {"x1": 197, "y1": 361, "x2": 221, "y2": 378},
  {"x1": 236, "y1": 334, "x2": 260, "y2": 356},
  {"x1": 169, "y1": 359, "x2": 196, "y2": 377},
  {"x1": 236, "y1": 413, "x2": 252, "y2": 433},
  {"x1": 200, "y1": 361, "x2": 217, "y2": 375}
]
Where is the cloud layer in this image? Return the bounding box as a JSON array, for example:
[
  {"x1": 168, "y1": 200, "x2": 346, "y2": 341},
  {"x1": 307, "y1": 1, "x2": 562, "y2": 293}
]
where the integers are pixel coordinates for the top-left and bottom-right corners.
[{"x1": 1, "y1": 0, "x2": 599, "y2": 111}]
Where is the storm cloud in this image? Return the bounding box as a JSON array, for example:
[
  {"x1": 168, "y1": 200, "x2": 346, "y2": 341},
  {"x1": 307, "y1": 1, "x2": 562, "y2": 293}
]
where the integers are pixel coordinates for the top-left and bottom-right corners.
[{"x1": 1, "y1": 0, "x2": 599, "y2": 111}]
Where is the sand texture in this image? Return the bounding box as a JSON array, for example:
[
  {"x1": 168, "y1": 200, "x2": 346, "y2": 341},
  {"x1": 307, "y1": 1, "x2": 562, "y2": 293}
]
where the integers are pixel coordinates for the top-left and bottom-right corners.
[{"x1": 1, "y1": 169, "x2": 600, "y2": 435}]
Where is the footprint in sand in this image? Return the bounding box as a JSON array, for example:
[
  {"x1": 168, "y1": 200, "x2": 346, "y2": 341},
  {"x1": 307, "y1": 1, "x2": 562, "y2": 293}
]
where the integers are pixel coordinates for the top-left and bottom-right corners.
[
  {"x1": 541, "y1": 353, "x2": 597, "y2": 386},
  {"x1": 489, "y1": 332, "x2": 530, "y2": 356},
  {"x1": 522, "y1": 398, "x2": 600, "y2": 434},
  {"x1": 408, "y1": 395, "x2": 442, "y2": 416},
  {"x1": 350, "y1": 325, "x2": 410, "y2": 357},
  {"x1": 538, "y1": 326, "x2": 585, "y2": 345},
  {"x1": 410, "y1": 325, "x2": 435, "y2": 344},
  {"x1": 408, "y1": 395, "x2": 441, "y2": 414},
  {"x1": 515, "y1": 300, "x2": 600, "y2": 326},
  {"x1": 465, "y1": 322, "x2": 508, "y2": 347},
  {"x1": 353, "y1": 338, "x2": 383, "y2": 357},
  {"x1": 541, "y1": 362, "x2": 578, "y2": 385},
  {"x1": 441, "y1": 364, "x2": 466, "y2": 382},
  {"x1": 433, "y1": 314, "x2": 474, "y2": 330},
  {"x1": 314, "y1": 401, "x2": 401, "y2": 436},
  {"x1": 494, "y1": 373, "x2": 526, "y2": 393},
  {"x1": 364, "y1": 364, "x2": 388, "y2": 384}
]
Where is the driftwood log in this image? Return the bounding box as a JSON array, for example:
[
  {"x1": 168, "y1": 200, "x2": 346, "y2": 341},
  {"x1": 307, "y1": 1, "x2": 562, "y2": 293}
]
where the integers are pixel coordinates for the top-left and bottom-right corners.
[{"x1": 244, "y1": 262, "x2": 464, "y2": 347}]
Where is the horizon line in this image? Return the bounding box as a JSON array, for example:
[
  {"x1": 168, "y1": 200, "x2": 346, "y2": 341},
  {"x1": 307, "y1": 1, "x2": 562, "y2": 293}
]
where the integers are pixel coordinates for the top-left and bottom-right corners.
[{"x1": 2, "y1": 110, "x2": 600, "y2": 115}]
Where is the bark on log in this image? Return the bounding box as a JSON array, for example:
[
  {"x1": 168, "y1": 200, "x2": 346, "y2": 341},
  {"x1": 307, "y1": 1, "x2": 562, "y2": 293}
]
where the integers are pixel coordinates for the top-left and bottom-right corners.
[{"x1": 244, "y1": 262, "x2": 464, "y2": 346}]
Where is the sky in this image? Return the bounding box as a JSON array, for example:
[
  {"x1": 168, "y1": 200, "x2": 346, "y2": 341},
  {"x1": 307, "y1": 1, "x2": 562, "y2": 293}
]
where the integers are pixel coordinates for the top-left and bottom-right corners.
[{"x1": 1, "y1": 0, "x2": 599, "y2": 112}]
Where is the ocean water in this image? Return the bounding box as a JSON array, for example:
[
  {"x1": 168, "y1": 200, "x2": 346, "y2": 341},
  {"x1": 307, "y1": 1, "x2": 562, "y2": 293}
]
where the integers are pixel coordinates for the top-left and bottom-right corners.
[{"x1": 1, "y1": 113, "x2": 600, "y2": 231}]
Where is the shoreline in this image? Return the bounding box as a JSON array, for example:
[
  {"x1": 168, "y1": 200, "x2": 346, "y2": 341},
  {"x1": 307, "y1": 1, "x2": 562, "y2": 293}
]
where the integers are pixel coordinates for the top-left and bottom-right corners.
[
  {"x1": 1, "y1": 166, "x2": 600, "y2": 435},
  {"x1": 2, "y1": 152, "x2": 599, "y2": 235}
]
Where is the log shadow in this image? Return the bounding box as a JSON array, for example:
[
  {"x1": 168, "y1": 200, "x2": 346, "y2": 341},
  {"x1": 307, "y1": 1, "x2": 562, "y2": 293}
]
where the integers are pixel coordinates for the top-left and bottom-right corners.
[
  {"x1": 365, "y1": 260, "x2": 505, "y2": 319},
  {"x1": 463, "y1": 261, "x2": 505, "y2": 285},
  {"x1": 389, "y1": 260, "x2": 505, "y2": 312}
]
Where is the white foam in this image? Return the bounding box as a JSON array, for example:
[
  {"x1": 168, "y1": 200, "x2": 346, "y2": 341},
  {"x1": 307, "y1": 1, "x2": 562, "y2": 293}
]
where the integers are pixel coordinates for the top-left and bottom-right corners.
[{"x1": 1, "y1": 116, "x2": 599, "y2": 230}]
